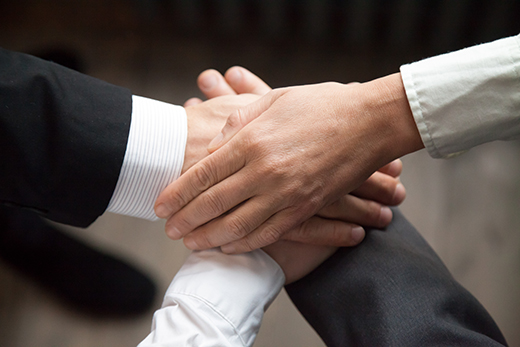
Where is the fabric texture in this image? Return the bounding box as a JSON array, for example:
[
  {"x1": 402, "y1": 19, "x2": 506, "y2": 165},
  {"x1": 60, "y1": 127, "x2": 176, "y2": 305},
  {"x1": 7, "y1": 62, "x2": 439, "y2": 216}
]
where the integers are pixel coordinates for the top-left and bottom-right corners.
[
  {"x1": 286, "y1": 208, "x2": 507, "y2": 347},
  {"x1": 107, "y1": 95, "x2": 187, "y2": 220},
  {"x1": 0, "y1": 47, "x2": 131, "y2": 227},
  {"x1": 400, "y1": 34, "x2": 520, "y2": 159},
  {"x1": 139, "y1": 249, "x2": 284, "y2": 347}
]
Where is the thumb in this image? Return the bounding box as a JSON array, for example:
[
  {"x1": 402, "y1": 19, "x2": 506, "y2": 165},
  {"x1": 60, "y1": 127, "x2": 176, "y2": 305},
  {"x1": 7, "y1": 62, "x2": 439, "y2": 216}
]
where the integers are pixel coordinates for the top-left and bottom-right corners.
[{"x1": 207, "y1": 88, "x2": 288, "y2": 153}]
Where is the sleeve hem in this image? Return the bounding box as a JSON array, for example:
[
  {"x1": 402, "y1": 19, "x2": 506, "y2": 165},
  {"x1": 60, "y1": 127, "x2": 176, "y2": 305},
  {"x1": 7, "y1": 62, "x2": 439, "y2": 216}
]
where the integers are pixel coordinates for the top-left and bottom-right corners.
[
  {"x1": 106, "y1": 95, "x2": 187, "y2": 220},
  {"x1": 400, "y1": 64, "x2": 442, "y2": 158}
]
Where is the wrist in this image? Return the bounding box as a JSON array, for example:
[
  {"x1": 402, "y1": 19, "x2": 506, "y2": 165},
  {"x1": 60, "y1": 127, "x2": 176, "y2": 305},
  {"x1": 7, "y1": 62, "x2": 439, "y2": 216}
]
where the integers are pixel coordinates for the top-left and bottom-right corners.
[{"x1": 361, "y1": 73, "x2": 424, "y2": 162}]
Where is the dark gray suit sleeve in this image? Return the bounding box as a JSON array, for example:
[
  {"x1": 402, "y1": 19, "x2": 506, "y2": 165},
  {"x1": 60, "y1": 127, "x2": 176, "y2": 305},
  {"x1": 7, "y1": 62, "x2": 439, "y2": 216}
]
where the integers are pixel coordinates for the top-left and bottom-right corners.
[
  {"x1": 0, "y1": 48, "x2": 132, "y2": 227},
  {"x1": 286, "y1": 208, "x2": 507, "y2": 346}
]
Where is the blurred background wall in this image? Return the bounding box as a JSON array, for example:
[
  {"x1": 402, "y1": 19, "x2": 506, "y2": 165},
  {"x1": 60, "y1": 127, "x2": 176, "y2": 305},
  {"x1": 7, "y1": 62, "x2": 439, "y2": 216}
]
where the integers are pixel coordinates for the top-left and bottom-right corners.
[{"x1": 0, "y1": 1, "x2": 519, "y2": 346}]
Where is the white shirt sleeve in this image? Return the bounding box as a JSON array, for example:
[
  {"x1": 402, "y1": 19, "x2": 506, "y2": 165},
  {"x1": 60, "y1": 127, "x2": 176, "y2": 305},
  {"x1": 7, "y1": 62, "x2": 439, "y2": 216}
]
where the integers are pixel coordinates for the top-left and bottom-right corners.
[
  {"x1": 138, "y1": 249, "x2": 285, "y2": 347},
  {"x1": 400, "y1": 34, "x2": 520, "y2": 159},
  {"x1": 106, "y1": 95, "x2": 187, "y2": 220}
]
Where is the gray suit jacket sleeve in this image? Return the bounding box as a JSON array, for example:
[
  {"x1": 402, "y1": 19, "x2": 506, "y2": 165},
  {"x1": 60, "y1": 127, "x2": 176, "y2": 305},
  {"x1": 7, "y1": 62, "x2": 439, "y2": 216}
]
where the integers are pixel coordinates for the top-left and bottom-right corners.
[{"x1": 286, "y1": 208, "x2": 507, "y2": 346}]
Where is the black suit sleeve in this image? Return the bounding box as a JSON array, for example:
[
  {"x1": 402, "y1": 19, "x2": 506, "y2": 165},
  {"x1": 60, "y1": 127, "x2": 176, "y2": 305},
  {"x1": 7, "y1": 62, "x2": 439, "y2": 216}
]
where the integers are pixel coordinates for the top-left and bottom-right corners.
[
  {"x1": 286, "y1": 208, "x2": 508, "y2": 346},
  {"x1": 0, "y1": 48, "x2": 132, "y2": 227}
]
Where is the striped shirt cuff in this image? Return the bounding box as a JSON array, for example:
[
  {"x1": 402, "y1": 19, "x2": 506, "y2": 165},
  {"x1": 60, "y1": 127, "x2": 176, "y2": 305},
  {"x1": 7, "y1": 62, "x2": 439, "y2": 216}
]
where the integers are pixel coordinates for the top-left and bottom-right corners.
[{"x1": 106, "y1": 95, "x2": 187, "y2": 220}]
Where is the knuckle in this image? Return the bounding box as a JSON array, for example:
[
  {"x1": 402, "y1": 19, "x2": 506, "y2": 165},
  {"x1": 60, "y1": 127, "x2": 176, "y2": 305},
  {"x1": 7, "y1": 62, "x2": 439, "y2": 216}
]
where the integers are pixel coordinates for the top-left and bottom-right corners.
[
  {"x1": 292, "y1": 221, "x2": 316, "y2": 243},
  {"x1": 173, "y1": 214, "x2": 194, "y2": 232},
  {"x1": 166, "y1": 188, "x2": 187, "y2": 211},
  {"x1": 198, "y1": 190, "x2": 226, "y2": 217},
  {"x1": 244, "y1": 131, "x2": 267, "y2": 154},
  {"x1": 325, "y1": 223, "x2": 352, "y2": 246},
  {"x1": 261, "y1": 226, "x2": 284, "y2": 245},
  {"x1": 293, "y1": 199, "x2": 321, "y2": 220},
  {"x1": 306, "y1": 195, "x2": 323, "y2": 213},
  {"x1": 226, "y1": 214, "x2": 251, "y2": 239},
  {"x1": 239, "y1": 237, "x2": 257, "y2": 253},
  {"x1": 265, "y1": 156, "x2": 288, "y2": 175},
  {"x1": 226, "y1": 110, "x2": 244, "y2": 129},
  {"x1": 191, "y1": 164, "x2": 215, "y2": 192},
  {"x1": 297, "y1": 219, "x2": 352, "y2": 246}
]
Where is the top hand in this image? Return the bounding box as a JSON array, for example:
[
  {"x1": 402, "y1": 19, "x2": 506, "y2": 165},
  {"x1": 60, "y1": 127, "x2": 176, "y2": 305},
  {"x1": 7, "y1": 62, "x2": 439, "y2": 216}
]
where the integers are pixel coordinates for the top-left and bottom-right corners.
[{"x1": 157, "y1": 70, "x2": 415, "y2": 253}]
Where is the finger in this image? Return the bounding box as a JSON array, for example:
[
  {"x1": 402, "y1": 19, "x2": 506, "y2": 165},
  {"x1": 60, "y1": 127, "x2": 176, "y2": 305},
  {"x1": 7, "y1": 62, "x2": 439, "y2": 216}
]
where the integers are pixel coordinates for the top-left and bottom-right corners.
[
  {"x1": 221, "y1": 211, "x2": 365, "y2": 254},
  {"x1": 281, "y1": 217, "x2": 365, "y2": 247},
  {"x1": 208, "y1": 88, "x2": 289, "y2": 152},
  {"x1": 197, "y1": 69, "x2": 237, "y2": 98},
  {"x1": 184, "y1": 97, "x2": 203, "y2": 107},
  {"x1": 378, "y1": 159, "x2": 403, "y2": 177},
  {"x1": 220, "y1": 208, "x2": 308, "y2": 253},
  {"x1": 224, "y1": 66, "x2": 272, "y2": 95},
  {"x1": 182, "y1": 196, "x2": 279, "y2": 250},
  {"x1": 162, "y1": 164, "x2": 254, "y2": 239},
  {"x1": 155, "y1": 140, "x2": 246, "y2": 219},
  {"x1": 351, "y1": 171, "x2": 406, "y2": 206},
  {"x1": 164, "y1": 174, "x2": 255, "y2": 241},
  {"x1": 317, "y1": 194, "x2": 393, "y2": 228}
]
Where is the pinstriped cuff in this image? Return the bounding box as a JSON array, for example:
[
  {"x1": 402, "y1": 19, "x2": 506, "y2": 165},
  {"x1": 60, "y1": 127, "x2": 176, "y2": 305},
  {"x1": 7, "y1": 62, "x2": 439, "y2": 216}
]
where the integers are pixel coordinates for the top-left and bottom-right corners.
[{"x1": 106, "y1": 95, "x2": 187, "y2": 220}]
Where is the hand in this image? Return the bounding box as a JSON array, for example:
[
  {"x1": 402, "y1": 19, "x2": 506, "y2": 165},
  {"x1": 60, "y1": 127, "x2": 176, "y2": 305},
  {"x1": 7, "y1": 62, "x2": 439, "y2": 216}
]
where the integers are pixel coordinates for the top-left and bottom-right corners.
[
  {"x1": 181, "y1": 93, "x2": 260, "y2": 174},
  {"x1": 181, "y1": 67, "x2": 271, "y2": 174},
  {"x1": 186, "y1": 68, "x2": 339, "y2": 284},
  {"x1": 157, "y1": 70, "x2": 412, "y2": 252}
]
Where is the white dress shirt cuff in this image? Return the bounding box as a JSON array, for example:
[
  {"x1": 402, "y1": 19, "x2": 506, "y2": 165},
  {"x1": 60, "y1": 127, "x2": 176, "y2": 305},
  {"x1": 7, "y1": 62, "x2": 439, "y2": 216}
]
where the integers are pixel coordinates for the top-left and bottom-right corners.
[
  {"x1": 106, "y1": 95, "x2": 187, "y2": 220},
  {"x1": 139, "y1": 249, "x2": 285, "y2": 347},
  {"x1": 400, "y1": 34, "x2": 520, "y2": 158}
]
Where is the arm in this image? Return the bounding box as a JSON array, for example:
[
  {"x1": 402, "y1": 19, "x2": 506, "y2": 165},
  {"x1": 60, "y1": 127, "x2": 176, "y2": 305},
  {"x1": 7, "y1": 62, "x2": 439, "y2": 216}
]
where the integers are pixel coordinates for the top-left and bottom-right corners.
[
  {"x1": 139, "y1": 68, "x2": 407, "y2": 346},
  {"x1": 137, "y1": 243, "x2": 336, "y2": 347},
  {"x1": 0, "y1": 47, "x2": 132, "y2": 226},
  {"x1": 0, "y1": 48, "x2": 252, "y2": 227},
  {"x1": 138, "y1": 249, "x2": 285, "y2": 347},
  {"x1": 156, "y1": 73, "x2": 420, "y2": 252},
  {"x1": 286, "y1": 208, "x2": 507, "y2": 346},
  {"x1": 155, "y1": 34, "x2": 520, "y2": 253},
  {"x1": 159, "y1": 67, "x2": 408, "y2": 248}
]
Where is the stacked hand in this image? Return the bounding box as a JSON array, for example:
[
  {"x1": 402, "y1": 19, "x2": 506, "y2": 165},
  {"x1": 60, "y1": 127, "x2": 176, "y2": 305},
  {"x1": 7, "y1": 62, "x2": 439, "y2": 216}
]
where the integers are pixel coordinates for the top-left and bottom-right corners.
[{"x1": 163, "y1": 67, "x2": 411, "y2": 282}]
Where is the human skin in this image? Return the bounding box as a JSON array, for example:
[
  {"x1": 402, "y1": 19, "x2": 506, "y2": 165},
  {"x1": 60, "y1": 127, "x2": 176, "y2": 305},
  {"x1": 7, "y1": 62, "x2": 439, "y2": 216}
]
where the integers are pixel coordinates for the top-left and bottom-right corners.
[
  {"x1": 166, "y1": 69, "x2": 416, "y2": 253},
  {"x1": 180, "y1": 67, "x2": 406, "y2": 283}
]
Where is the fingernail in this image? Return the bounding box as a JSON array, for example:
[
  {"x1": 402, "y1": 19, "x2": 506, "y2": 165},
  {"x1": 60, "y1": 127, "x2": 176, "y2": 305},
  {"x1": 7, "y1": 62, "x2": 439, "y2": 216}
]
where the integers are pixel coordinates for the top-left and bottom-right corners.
[
  {"x1": 200, "y1": 74, "x2": 217, "y2": 91},
  {"x1": 351, "y1": 226, "x2": 365, "y2": 244},
  {"x1": 227, "y1": 68, "x2": 242, "y2": 85},
  {"x1": 168, "y1": 226, "x2": 183, "y2": 240},
  {"x1": 392, "y1": 183, "x2": 406, "y2": 204},
  {"x1": 208, "y1": 132, "x2": 223, "y2": 149},
  {"x1": 379, "y1": 206, "x2": 393, "y2": 226},
  {"x1": 221, "y1": 243, "x2": 236, "y2": 254},
  {"x1": 155, "y1": 203, "x2": 171, "y2": 218}
]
